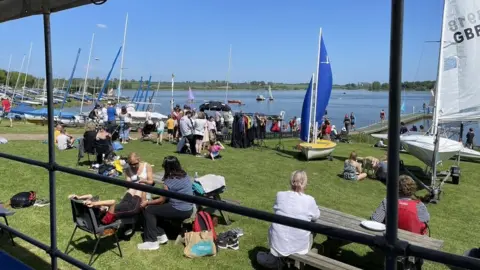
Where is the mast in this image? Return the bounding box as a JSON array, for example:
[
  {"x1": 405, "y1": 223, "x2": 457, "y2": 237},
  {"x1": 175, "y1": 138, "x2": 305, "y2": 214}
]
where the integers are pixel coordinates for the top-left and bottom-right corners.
[
  {"x1": 22, "y1": 42, "x2": 33, "y2": 101},
  {"x1": 42, "y1": 79, "x2": 46, "y2": 106},
  {"x1": 80, "y1": 33, "x2": 95, "y2": 114},
  {"x1": 151, "y1": 80, "x2": 160, "y2": 111},
  {"x1": 312, "y1": 28, "x2": 322, "y2": 144},
  {"x1": 12, "y1": 54, "x2": 26, "y2": 101},
  {"x1": 171, "y1": 73, "x2": 175, "y2": 111},
  {"x1": 431, "y1": 0, "x2": 448, "y2": 188},
  {"x1": 5, "y1": 54, "x2": 12, "y2": 92},
  {"x1": 118, "y1": 13, "x2": 128, "y2": 104},
  {"x1": 225, "y1": 44, "x2": 232, "y2": 103},
  {"x1": 307, "y1": 73, "x2": 314, "y2": 143}
]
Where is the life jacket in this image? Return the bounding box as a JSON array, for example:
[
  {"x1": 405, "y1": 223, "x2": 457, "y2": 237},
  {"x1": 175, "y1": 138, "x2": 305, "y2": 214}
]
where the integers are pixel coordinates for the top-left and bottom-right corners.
[
  {"x1": 271, "y1": 122, "x2": 280, "y2": 132},
  {"x1": 398, "y1": 199, "x2": 428, "y2": 235}
]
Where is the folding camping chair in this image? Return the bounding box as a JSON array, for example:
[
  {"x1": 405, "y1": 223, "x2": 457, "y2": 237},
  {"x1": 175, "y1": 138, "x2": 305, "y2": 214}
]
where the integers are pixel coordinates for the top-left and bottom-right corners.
[
  {"x1": 77, "y1": 138, "x2": 96, "y2": 166},
  {"x1": 0, "y1": 206, "x2": 15, "y2": 246},
  {"x1": 65, "y1": 199, "x2": 122, "y2": 266}
]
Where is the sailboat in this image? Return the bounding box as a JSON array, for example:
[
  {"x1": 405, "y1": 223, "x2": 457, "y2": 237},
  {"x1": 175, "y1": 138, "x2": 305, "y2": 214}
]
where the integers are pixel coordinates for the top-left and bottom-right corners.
[
  {"x1": 187, "y1": 87, "x2": 195, "y2": 104},
  {"x1": 375, "y1": 1, "x2": 480, "y2": 196},
  {"x1": 268, "y1": 85, "x2": 274, "y2": 101},
  {"x1": 299, "y1": 29, "x2": 336, "y2": 160}
]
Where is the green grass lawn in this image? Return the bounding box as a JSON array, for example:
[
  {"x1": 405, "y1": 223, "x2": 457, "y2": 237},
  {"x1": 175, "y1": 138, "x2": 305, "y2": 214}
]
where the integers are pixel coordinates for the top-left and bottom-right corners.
[
  {"x1": 0, "y1": 121, "x2": 86, "y2": 135},
  {"x1": 0, "y1": 139, "x2": 478, "y2": 269}
]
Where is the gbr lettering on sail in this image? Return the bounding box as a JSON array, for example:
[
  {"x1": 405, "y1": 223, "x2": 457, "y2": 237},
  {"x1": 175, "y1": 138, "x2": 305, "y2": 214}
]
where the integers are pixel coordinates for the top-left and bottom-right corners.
[{"x1": 449, "y1": 8, "x2": 480, "y2": 43}]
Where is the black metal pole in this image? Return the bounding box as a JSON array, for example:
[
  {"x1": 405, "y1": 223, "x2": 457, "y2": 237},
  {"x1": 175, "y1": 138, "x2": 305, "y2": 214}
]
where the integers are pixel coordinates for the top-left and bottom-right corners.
[
  {"x1": 459, "y1": 123, "x2": 464, "y2": 143},
  {"x1": 42, "y1": 11, "x2": 58, "y2": 270},
  {"x1": 386, "y1": 0, "x2": 404, "y2": 269}
]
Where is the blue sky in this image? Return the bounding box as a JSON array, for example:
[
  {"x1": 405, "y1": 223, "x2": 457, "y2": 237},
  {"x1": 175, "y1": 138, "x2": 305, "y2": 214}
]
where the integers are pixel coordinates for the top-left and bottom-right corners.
[{"x1": 0, "y1": 0, "x2": 443, "y2": 84}]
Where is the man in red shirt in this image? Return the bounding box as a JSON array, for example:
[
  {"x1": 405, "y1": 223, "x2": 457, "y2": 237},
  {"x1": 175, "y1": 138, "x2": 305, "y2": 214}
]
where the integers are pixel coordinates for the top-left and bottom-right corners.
[{"x1": 1, "y1": 97, "x2": 12, "y2": 127}]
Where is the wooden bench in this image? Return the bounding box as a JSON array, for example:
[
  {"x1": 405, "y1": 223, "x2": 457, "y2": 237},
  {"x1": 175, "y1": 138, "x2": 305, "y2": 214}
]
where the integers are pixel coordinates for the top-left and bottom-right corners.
[{"x1": 289, "y1": 249, "x2": 361, "y2": 270}]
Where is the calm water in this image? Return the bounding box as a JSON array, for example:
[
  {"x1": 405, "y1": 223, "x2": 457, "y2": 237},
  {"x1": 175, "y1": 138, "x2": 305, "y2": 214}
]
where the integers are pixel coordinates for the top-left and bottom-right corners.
[
  {"x1": 65, "y1": 89, "x2": 480, "y2": 143},
  {"x1": 68, "y1": 89, "x2": 432, "y2": 129}
]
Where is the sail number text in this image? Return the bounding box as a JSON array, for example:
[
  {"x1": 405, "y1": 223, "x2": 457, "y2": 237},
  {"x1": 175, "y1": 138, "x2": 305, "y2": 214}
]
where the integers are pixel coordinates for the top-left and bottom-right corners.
[{"x1": 448, "y1": 11, "x2": 480, "y2": 43}]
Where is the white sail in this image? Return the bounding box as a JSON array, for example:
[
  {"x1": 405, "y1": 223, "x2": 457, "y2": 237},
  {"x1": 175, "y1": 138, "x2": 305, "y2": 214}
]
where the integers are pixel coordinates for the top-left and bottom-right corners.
[{"x1": 436, "y1": 0, "x2": 480, "y2": 123}]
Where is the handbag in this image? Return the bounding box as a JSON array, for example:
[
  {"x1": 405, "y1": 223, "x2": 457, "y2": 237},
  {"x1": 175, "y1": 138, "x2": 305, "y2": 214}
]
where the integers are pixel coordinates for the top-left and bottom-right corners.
[{"x1": 183, "y1": 231, "x2": 217, "y2": 258}]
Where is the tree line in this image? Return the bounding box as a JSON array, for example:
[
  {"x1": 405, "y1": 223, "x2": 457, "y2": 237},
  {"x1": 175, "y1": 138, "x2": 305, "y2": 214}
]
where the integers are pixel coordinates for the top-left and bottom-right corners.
[
  {"x1": 0, "y1": 68, "x2": 436, "y2": 92},
  {"x1": 334, "y1": 81, "x2": 435, "y2": 91}
]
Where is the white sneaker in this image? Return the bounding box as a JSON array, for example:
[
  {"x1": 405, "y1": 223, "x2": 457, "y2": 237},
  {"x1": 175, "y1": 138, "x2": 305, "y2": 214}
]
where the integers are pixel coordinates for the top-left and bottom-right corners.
[
  {"x1": 137, "y1": 241, "x2": 159, "y2": 250},
  {"x1": 157, "y1": 234, "x2": 168, "y2": 244},
  {"x1": 256, "y1": 252, "x2": 283, "y2": 269}
]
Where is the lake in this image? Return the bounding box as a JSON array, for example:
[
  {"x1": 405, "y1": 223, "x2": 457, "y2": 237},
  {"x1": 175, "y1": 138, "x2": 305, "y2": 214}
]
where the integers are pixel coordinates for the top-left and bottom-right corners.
[
  {"x1": 67, "y1": 89, "x2": 431, "y2": 128},
  {"x1": 65, "y1": 89, "x2": 477, "y2": 144}
]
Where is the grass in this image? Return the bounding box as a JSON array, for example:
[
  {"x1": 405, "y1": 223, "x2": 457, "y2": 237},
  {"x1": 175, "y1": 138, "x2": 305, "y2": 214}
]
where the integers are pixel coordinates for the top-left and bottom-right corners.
[
  {"x1": 0, "y1": 139, "x2": 478, "y2": 269},
  {"x1": 0, "y1": 122, "x2": 86, "y2": 134}
]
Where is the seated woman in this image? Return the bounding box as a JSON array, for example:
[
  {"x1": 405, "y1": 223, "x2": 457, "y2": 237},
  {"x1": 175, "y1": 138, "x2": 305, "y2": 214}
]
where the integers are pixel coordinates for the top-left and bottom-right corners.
[
  {"x1": 95, "y1": 127, "x2": 112, "y2": 163},
  {"x1": 137, "y1": 156, "x2": 194, "y2": 251},
  {"x1": 257, "y1": 171, "x2": 320, "y2": 269},
  {"x1": 96, "y1": 126, "x2": 111, "y2": 140},
  {"x1": 343, "y1": 151, "x2": 367, "y2": 181},
  {"x1": 371, "y1": 175, "x2": 430, "y2": 235},
  {"x1": 208, "y1": 139, "x2": 225, "y2": 160},
  {"x1": 374, "y1": 138, "x2": 387, "y2": 148},
  {"x1": 68, "y1": 188, "x2": 145, "y2": 225},
  {"x1": 125, "y1": 152, "x2": 154, "y2": 193}
]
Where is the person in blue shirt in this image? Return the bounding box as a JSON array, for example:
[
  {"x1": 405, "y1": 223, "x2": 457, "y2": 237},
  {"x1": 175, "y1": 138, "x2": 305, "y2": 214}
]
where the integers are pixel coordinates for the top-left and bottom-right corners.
[{"x1": 106, "y1": 102, "x2": 117, "y2": 126}]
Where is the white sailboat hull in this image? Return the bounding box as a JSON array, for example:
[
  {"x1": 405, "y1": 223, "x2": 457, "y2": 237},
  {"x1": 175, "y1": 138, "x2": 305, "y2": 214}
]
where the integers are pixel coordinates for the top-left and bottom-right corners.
[
  {"x1": 457, "y1": 147, "x2": 480, "y2": 161},
  {"x1": 25, "y1": 114, "x2": 85, "y2": 127},
  {"x1": 371, "y1": 132, "x2": 480, "y2": 161},
  {"x1": 400, "y1": 134, "x2": 462, "y2": 166},
  {"x1": 302, "y1": 147, "x2": 335, "y2": 160}
]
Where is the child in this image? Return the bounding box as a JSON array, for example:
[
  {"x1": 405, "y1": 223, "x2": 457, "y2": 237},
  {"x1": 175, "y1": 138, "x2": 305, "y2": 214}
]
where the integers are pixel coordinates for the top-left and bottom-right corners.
[
  {"x1": 166, "y1": 115, "x2": 175, "y2": 142},
  {"x1": 208, "y1": 139, "x2": 225, "y2": 160},
  {"x1": 156, "y1": 120, "x2": 165, "y2": 145}
]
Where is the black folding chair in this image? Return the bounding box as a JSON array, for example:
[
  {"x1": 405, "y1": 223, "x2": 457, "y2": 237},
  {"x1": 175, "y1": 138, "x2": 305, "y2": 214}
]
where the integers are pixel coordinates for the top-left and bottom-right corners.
[
  {"x1": 0, "y1": 206, "x2": 15, "y2": 246},
  {"x1": 65, "y1": 199, "x2": 122, "y2": 266}
]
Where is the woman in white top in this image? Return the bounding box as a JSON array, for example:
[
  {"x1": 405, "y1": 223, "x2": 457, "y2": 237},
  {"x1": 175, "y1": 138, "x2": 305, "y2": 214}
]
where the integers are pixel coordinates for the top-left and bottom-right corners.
[
  {"x1": 124, "y1": 152, "x2": 154, "y2": 200},
  {"x1": 193, "y1": 112, "x2": 207, "y2": 156},
  {"x1": 257, "y1": 171, "x2": 320, "y2": 269}
]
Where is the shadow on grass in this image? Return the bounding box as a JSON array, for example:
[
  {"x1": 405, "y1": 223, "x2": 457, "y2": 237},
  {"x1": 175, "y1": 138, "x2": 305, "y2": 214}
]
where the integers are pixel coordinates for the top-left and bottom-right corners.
[
  {"x1": 274, "y1": 148, "x2": 303, "y2": 160},
  {"x1": 325, "y1": 248, "x2": 384, "y2": 270},
  {"x1": 64, "y1": 234, "x2": 121, "y2": 266},
  {"x1": 247, "y1": 246, "x2": 269, "y2": 269},
  {"x1": 332, "y1": 155, "x2": 348, "y2": 162},
  {"x1": 0, "y1": 234, "x2": 52, "y2": 270}
]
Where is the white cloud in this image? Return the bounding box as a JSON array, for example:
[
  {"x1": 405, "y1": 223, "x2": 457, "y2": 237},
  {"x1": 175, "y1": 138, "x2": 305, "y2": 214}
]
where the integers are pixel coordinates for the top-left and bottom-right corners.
[{"x1": 96, "y1": 24, "x2": 107, "y2": 29}]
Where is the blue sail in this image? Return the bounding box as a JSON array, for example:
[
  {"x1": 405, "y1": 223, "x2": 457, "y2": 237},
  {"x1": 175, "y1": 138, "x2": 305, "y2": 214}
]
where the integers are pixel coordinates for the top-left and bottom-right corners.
[
  {"x1": 300, "y1": 77, "x2": 314, "y2": 142},
  {"x1": 314, "y1": 36, "x2": 333, "y2": 126},
  {"x1": 401, "y1": 101, "x2": 405, "y2": 113}
]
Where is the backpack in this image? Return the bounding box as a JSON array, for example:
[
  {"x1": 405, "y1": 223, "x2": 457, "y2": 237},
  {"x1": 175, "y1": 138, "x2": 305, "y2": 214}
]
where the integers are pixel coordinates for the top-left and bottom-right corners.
[
  {"x1": 10, "y1": 191, "x2": 36, "y2": 208},
  {"x1": 192, "y1": 211, "x2": 216, "y2": 241}
]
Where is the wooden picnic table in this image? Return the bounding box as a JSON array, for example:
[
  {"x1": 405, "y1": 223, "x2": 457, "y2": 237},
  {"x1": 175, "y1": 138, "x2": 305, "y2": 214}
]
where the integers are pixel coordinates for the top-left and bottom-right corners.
[
  {"x1": 152, "y1": 172, "x2": 231, "y2": 225},
  {"x1": 316, "y1": 206, "x2": 444, "y2": 251}
]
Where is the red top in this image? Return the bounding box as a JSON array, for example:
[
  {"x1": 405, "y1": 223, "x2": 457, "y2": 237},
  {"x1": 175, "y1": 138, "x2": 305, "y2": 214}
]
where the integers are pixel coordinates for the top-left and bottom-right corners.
[
  {"x1": 2, "y1": 99, "x2": 11, "y2": 112},
  {"x1": 398, "y1": 200, "x2": 428, "y2": 235},
  {"x1": 271, "y1": 122, "x2": 280, "y2": 132},
  {"x1": 325, "y1": 125, "x2": 332, "y2": 134}
]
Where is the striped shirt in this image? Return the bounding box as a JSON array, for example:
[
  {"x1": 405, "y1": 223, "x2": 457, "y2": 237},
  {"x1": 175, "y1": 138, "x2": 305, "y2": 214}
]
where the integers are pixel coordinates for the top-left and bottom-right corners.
[
  {"x1": 371, "y1": 197, "x2": 430, "y2": 223},
  {"x1": 164, "y1": 176, "x2": 193, "y2": 211}
]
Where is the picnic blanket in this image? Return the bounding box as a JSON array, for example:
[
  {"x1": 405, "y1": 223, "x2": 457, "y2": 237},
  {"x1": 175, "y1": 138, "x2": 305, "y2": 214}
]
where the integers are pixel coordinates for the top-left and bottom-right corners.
[{"x1": 196, "y1": 174, "x2": 225, "y2": 194}]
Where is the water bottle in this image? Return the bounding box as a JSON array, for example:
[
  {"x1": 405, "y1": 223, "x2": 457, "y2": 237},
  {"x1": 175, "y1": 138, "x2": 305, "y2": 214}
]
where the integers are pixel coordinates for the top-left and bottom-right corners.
[{"x1": 194, "y1": 172, "x2": 199, "y2": 180}]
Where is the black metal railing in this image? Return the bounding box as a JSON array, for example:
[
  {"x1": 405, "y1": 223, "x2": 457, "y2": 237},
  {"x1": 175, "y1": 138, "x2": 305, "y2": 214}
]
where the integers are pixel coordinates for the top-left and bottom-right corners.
[{"x1": 0, "y1": 1, "x2": 480, "y2": 270}]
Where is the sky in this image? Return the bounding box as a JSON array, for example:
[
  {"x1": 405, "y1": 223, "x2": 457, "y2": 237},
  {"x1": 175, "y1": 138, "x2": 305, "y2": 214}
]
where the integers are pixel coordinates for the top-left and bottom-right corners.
[{"x1": 0, "y1": 0, "x2": 444, "y2": 84}]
